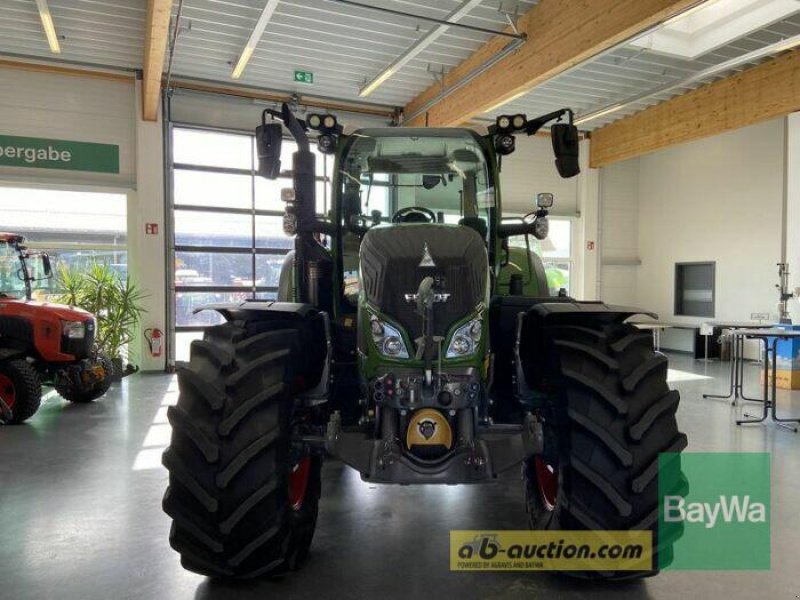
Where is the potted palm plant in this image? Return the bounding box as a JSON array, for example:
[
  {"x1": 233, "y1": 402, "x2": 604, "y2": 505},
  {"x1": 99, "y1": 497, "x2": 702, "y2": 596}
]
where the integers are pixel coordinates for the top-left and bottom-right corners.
[{"x1": 55, "y1": 262, "x2": 147, "y2": 379}]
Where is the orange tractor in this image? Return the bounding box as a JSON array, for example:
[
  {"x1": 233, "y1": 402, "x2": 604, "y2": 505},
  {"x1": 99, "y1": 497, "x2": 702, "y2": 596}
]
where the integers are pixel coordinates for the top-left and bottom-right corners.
[{"x1": 0, "y1": 233, "x2": 112, "y2": 424}]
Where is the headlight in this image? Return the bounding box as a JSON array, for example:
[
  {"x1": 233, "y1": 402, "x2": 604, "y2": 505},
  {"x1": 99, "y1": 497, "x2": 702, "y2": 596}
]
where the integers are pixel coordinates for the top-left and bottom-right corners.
[
  {"x1": 533, "y1": 216, "x2": 549, "y2": 240},
  {"x1": 62, "y1": 320, "x2": 86, "y2": 339},
  {"x1": 446, "y1": 318, "x2": 482, "y2": 358},
  {"x1": 370, "y1": 315, "x2": 409, "y2": 359}
]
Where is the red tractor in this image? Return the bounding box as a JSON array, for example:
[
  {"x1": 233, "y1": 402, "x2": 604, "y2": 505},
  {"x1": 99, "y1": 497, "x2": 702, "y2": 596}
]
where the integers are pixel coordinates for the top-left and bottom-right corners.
[{"x1": 0, "y1": 233, "x2": 113, "y2": 424}]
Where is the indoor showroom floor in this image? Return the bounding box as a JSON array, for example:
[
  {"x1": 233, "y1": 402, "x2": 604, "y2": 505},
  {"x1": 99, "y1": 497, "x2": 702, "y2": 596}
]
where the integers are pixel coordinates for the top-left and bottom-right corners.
[{"x1": 1, "y1": 354, "x2": 798, "y2": 600}]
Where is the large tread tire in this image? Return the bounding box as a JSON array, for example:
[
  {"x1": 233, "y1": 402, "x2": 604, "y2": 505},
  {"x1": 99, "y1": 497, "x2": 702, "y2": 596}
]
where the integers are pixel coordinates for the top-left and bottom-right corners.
[
  {"x1": 162, "y1": 321, "x2": 323, "y2": 579},
  {"x1": 54, "y1": 355, "x2": 114, "y2": 403},
  {"x1": 522, "y1": 321, "x2": 687, "y2": 580},
  {"x1": 0, "y1": 359, "x2": 42, "y2": 424}
]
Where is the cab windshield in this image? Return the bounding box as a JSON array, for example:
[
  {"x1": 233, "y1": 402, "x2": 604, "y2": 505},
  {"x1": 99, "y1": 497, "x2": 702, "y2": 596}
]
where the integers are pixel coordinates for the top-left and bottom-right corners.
[
  {"x1": 336, "y1": 129, "x2": 495, "y2": 305},
  {"x1": 0, "y1": 241, "x2": 26, "y2": 298},
  {"x1": 338, "y1": 129, "x2": 495, "y2": 232}
]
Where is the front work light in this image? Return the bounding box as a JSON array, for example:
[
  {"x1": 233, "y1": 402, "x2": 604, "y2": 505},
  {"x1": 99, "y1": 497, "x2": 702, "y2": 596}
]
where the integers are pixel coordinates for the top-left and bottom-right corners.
[
  {"x1": 446, "y1": 318, "x2": 482, "y2": 358},
  {"x1": 370, "y1": 314, "x2": 410, "y2": 359},
  {"x1": 495, "y1": 134, "x2": 515, "y2": 156},
  {"x1": 318, "y1": 133, "x2": 337, "y2": 155}
]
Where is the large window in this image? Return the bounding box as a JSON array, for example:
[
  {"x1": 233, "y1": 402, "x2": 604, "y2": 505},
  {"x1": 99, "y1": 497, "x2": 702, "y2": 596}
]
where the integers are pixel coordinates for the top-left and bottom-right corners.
[
  {"x1": 0, "y1": 186, "x2": 127, "y2": 300},
  {"x1": 170, "y1": 126, "x2": 331, "y2": 363},
  {"x1": 506, "y1": 217, "x2": 573, "y2": 295},
  {"x1": 675, "y1": 262, "x2": 715, "y2": 317}
]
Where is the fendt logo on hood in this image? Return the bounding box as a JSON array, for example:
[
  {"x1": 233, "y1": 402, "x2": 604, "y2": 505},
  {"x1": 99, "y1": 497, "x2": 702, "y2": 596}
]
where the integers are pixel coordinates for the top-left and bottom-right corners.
[
  {"x1": 419, "y1": 242, "x2": 436, "y2": 268},
  {"x1": 404, "y1": 292, "x2": 451, "y2": 304}
]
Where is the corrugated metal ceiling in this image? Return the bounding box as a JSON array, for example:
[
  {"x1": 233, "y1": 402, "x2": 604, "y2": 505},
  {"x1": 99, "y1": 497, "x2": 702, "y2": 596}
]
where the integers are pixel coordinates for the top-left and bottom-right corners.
[
  {"x1": 0, "y1": 0, "x2": 798, "y2": 129},
  {"x1": 484, "y1": 10, "x2": 800, "y2": 129}
]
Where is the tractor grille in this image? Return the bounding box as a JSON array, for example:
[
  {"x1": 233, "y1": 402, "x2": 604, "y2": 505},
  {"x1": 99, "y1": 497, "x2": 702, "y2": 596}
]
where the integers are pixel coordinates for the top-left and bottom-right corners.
[{"x1": 360, "y1": 225, "x2": 488, "y2": 341}]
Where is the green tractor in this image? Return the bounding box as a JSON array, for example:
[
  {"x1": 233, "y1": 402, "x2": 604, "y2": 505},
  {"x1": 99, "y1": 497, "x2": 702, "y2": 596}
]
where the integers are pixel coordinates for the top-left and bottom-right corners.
[{"x1": 162, "y1": 104, "x2": 686, "y2": 579}]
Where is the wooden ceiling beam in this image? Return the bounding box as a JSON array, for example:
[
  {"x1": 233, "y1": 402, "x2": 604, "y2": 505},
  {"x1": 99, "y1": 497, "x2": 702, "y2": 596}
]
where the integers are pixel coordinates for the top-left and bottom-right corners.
[
  {"x1": 403, "y1": 0, "x2": 704, "y2": 127},
  {"x1": 142, "y1": 0, "x2": 173, "y2": 121},
  {"x1": 590, "y1": 49, "x2": 800, "y2": 167}
]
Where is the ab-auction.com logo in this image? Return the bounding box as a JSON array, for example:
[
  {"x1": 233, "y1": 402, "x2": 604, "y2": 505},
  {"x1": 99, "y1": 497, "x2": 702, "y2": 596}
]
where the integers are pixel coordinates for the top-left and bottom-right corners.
[
  {"x1": 450, "y1": 531, "x2": 652, "y2": 571},
  {"x1": 658, "y1": 452, "x2": 771, "y2": 570}
]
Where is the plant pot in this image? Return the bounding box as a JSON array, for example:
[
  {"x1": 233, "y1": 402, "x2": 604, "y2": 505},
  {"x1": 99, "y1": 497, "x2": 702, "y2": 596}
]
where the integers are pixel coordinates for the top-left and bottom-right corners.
[{"x1": 110, "y1": 357, "x2": 124, "y2": 383}]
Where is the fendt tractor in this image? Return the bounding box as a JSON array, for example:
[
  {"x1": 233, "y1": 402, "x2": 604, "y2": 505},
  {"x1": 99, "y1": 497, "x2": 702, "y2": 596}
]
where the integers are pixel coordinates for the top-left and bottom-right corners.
[
  {"x1": 162, "y1": 104, "x2": 687, "y2": 580},
  {"x1": 0, "y1": 233, "x2": 113, "y2": 424}
]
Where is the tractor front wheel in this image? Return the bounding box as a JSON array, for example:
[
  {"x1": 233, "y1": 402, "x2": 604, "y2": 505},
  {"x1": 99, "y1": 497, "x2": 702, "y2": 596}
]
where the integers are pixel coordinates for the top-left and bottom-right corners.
[
  {"x1": 522, "y1": 321, "x2": 687, "y2": 579},
  {"x1": 55, "y1": 355, "x2": 114, "y2": 403},
  {"x1": 162, "y1": 321, "x2": 323, "y2": 579},
  {"x1": 0, "y1": 359, "x2": 42, "y2": 424}
]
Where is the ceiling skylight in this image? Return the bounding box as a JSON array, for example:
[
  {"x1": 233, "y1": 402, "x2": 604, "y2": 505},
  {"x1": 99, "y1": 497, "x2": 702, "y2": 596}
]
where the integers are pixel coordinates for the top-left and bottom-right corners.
[{"x1": 630, "y1": 0, "x2": 800, "y2": 59}]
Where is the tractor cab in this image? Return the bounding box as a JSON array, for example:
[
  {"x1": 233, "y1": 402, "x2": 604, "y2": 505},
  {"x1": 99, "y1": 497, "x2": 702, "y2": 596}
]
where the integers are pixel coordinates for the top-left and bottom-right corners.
[
  {"x1": 334, "y1": 128, "x2": 496, "y2": 308},
  {"x1": 0, "y1": 232, "x2": 53, "y2": 301}
]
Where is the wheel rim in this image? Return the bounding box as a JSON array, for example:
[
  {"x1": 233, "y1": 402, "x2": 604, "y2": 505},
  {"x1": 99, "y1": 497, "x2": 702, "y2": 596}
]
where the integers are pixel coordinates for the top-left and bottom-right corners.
[
  {"x1": 534, "y1": 457, "x2": 558, "y2": 512},
  {"x1": 288, "y1": 456, "x2": 311, "y2": 511},
  {"x1": 0, "y1": 374, "x2": 16, "y2": 411}
]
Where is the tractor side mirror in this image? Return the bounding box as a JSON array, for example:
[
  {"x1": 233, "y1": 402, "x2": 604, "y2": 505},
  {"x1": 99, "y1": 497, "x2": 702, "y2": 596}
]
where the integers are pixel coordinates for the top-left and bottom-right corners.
[
  {"x1": 255, "y1": 122, "x2": 283, "y2": 179},
  {"x1": 41, "y1": 254, "x2": 52, "y2": 278},
  {"x1": 551, "y1": 123, "x2": 580, "y2": 178}
]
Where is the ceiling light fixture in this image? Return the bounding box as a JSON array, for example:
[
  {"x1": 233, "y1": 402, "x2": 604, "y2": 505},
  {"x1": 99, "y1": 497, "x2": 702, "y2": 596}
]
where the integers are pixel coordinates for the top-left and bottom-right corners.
[
  {"x1": 231, "y1": 0, "x2": 281, "y2": 80},
  {"x1": 35, "y1": 0, "x2": 61, "y2": 54}
]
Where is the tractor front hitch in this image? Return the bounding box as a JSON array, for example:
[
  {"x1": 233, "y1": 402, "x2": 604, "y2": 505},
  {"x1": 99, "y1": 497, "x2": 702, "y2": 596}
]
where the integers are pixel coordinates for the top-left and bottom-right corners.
[{"x1": 325, "y1": 410, "x2": 543, "y2": 484}]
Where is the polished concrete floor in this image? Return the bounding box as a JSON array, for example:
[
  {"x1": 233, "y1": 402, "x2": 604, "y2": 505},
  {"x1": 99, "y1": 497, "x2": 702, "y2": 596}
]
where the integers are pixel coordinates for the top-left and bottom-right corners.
[{"x1": 1, "y1": 354, "x2": 799, "y2": 600}]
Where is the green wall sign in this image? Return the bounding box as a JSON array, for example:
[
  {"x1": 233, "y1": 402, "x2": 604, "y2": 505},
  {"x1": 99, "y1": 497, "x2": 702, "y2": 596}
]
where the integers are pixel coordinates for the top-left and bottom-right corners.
[
  {"x1": 294, "y1": 70, "x2": 314, "y2": 84},
  {"x1": 0, "y1": 135, "x2": 120, "y2": 174}
]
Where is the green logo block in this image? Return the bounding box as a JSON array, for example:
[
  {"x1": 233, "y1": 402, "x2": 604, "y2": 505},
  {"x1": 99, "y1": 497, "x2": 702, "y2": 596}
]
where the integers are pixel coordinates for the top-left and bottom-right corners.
[{"x1": 659, "y1": 452, "x2": 770, "y2": 570}]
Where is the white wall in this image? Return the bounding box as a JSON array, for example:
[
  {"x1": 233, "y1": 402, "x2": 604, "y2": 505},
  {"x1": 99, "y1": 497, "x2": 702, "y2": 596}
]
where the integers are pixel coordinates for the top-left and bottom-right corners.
[
  {"x1": 635, "y1": 118, "x2": 785, "y2": 327},
  {"x1": 599, "y1": 157, "x2": 640, "y2": 305},
  {"x1": 131, "y1": 81, "x2": 167, "y2": 372},
  {"x1": 500, "y1": 134, "x2": 579, "y2": 217},
  {"x1": 785, "y1": 113, "x2": 800, "y2": 322},
  {"x1": 0, "y1": 69, "x2": 136, "y2": 187}
]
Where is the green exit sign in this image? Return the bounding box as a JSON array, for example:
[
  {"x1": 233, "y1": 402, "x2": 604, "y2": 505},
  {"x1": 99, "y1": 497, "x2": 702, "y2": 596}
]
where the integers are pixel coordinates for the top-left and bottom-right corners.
[{"x1": 294, "y1": 70, "x2": 314, "y2": 84}]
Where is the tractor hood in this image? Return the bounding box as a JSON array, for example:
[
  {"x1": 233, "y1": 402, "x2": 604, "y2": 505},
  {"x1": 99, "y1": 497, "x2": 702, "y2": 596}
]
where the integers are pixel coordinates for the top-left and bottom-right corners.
[
  {"x1": 0, "y1": 298, "x2": 94, "y2": 322},
  {"x1": 360, "y1": 224, "x2": 488, "y2": 340}
]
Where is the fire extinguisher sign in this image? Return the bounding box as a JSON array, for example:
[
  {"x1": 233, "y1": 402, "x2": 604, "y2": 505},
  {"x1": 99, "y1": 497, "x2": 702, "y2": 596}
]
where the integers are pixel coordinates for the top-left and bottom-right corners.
[{"x1": 144, "y1": 328, "x2": 163, "y2": 357}]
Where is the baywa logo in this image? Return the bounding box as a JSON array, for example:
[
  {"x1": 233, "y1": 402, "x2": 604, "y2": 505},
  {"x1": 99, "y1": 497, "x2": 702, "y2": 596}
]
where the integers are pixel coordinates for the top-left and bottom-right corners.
[
  {"x1": 663, "y1": 494, "x2": 767, "y2": 529},
  {"x1": 658, "y1": 452, "x2": 771, "y2": 570}
]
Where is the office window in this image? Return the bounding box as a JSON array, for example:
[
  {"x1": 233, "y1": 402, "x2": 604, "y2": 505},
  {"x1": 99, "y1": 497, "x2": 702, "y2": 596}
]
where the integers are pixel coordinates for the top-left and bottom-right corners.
[{"x1": 675, "y1": 262, "x2": 715, "y2": 317}]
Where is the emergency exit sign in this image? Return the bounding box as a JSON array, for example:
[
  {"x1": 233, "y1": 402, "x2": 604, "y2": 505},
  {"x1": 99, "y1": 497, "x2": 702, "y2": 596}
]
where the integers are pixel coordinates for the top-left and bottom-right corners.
[{"x1": 294, "y1": 70, "x2": 314, "y2": 84}]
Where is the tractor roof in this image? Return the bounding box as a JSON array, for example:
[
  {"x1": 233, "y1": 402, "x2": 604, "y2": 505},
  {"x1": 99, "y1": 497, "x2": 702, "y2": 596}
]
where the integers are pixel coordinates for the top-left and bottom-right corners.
[{"x1": 0, "y1": 232, "x2": 25, "y2": 244}]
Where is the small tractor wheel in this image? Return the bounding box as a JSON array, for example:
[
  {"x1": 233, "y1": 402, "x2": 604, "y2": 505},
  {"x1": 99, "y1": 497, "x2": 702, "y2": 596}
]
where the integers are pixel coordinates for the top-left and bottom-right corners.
[
  {"x1": 0, "y1": 359, "x2": 42, "y2": 424},
  {"x1": 522, "y1": 321, "x2": 687, "y2": 579},
  {"x1": 162, "y1": 321, "x2": 323, "y2": 579},
  {"x1": 54, "y1": 355, "x2": 114, "y2": 403}
]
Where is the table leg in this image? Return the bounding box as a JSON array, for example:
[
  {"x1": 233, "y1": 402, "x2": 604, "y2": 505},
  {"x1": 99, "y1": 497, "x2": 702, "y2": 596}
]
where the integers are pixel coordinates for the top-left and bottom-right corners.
[
  {"x1": 739, "y1": 334, "x2": 765, "y2": 403},
  {"x1": 768, "y1": 337, "x2": 800, "y2": 433},
  {"x1": 704, "y1": 333, "x2": 735, "y2": 400},
  {"x1": 737, "y1": 338, "x2": 769, "y2": 426}
]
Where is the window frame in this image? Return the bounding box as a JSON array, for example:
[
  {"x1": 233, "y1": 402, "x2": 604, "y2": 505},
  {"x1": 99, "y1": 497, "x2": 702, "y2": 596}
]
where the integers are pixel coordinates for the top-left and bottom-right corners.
[
  {"x1": 674, "y1": 261, "x2": 716, "y2": 318},
  {"x1": 167, "y1": 122, "x2": 333, "y2": 364}
]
